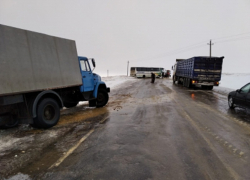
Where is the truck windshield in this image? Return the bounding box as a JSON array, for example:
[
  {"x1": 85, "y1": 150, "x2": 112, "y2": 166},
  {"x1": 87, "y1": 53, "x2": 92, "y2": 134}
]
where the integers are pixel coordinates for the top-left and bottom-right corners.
[{"x1": 80, "y1": 61, "x2": 91, "y2": 71}]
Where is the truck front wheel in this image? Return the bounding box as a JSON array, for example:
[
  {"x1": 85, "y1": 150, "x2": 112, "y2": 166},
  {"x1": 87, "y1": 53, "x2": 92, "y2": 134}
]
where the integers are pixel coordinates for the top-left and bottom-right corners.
[
  {"x1": 96, "y1": 89, "x2": 109, "y2": 108},
  {"x1": 34, "y1": 98, "x2": 60, "y2": 128}
]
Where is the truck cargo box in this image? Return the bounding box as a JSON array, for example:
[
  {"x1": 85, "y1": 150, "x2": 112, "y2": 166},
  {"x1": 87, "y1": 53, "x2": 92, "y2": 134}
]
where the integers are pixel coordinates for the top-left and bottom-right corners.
[
  {"x1": 0, "y1": 24, "x2": 82, "y2": 96},
  {"x1": 175, "y1": 56, "x2": 223, "y2": 81}
]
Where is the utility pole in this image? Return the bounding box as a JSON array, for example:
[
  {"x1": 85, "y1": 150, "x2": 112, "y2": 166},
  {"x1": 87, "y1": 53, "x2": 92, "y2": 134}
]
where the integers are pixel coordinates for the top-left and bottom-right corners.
[
  {"x1": 127, "y1": 61, "x2": 129, "y2": 76},
  {"x1": 207, "y1": 40, "x2": 214, "y2": 57}
]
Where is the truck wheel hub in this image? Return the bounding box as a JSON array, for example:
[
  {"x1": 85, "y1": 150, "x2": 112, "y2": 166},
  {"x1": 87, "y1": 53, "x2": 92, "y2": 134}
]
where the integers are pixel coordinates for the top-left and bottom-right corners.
[
  {"x1": 44, "y1": 105, "x2": 55, "y2": 120},
  {"x1": 98, "y1": 94, "x2": 104, "y2": 102}
]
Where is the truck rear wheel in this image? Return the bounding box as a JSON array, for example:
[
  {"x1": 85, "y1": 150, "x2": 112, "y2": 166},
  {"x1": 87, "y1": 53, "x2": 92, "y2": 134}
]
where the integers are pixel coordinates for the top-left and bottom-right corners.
[
  {"x1": 183, "y1": 78, "x2": 186, "y2": 87},
  {"x1": 1, "y1": 115, "x2": 19, "y2": 129},
  {"x1": 34, "y1": 98, "x2": 60, "y2": 128},
  {"x1": 96, "y1": 89, "x2": 109, "y2": 108},
  {"x1": 187, "y1": 79, "x2": 192, "y2": 88},
  {"x1": 177, "y1": 77, "x2": 181, "y2": 84}
]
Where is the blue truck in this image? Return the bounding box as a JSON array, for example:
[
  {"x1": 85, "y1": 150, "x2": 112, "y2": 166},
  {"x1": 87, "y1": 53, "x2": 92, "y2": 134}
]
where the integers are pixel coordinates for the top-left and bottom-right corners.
[
  {"x1": 172, "y1": 56, "x2": 224, "y2": 90},
  {"x1": 0, "y1": 24, "x2": 110, "y2": 128}
]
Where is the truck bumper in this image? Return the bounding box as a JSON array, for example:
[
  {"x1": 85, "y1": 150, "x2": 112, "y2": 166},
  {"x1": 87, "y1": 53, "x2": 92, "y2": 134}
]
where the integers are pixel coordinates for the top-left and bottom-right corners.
[
  {"x1": 193, "y1": 82, "x2": 219, "y2": 86},
  {"x1": 197, "y1": 82, "x2": 215, "y2": 86},
  {"x1": 106, "y1": 87, "x2": 110, "y2": 93}
]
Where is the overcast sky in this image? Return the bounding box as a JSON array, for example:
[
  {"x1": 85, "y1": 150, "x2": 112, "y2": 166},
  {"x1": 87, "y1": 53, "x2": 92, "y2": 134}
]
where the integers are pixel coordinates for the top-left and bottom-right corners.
[{"x1": 1, "y1": 0, "x2": 250, "y2": 76}]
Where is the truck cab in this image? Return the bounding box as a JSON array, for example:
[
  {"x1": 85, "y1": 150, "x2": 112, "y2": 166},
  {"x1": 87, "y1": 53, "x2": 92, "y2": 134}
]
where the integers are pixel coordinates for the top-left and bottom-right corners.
[{"x1": 78, "y1": 57, "x2": 110, "y2": 107}]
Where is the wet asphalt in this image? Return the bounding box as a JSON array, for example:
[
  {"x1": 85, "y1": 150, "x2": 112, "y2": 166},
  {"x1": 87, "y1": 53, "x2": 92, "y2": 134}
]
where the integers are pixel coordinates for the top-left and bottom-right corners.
[{"x1": 4, "y1": 78, "x2": 250, "y2": 180}]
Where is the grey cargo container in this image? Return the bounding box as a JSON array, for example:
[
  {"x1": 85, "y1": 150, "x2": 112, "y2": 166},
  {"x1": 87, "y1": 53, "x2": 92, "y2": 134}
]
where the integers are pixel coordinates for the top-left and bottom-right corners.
[{"x1": 0, "y1": 24, "x2": 82, "y2": 96}]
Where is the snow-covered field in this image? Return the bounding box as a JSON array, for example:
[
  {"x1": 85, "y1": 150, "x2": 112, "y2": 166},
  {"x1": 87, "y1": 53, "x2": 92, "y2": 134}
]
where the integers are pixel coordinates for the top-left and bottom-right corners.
[
  {"x1": 213, "y1": 73, "x2": 250, "y2": 95},
  {"x1": 220, "y1": 73, "x2": 250, "y2": 90}
]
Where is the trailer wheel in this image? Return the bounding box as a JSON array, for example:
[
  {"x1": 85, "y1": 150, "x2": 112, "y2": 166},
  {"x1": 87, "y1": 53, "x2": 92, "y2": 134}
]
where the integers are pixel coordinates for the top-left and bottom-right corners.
[
  {"x1": 187, "y1": 79, "x2": 192, "y2": 88},
  {"x1": 34, "y1": 98, "x2": 60, "y2": 128},
  {"x1": 177, "y1": 77, "x2": 181, "y2": 84},
  {"x1": 96, "y1": 89, "x2": 109, "y2": 108},
  {"x1": 183, "y1": 78, "x2": 186, "y2": 87},
  {"x1": 64, "y1": 102, "x2": 79, "y2": 108}
]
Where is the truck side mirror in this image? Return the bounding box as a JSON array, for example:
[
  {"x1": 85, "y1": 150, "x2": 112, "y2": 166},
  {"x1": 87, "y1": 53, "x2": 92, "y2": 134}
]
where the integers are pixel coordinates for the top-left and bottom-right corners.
[
  {"x1": 92, "y1": 59, "x2": 96, "y2": 67},
  {"x1": 171, "y1": 66, "x2": 173, "y2": 70}
]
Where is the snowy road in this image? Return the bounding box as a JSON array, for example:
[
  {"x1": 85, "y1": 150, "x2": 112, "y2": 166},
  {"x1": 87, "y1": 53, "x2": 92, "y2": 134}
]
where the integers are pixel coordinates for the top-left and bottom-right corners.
[{"x1": 3, "y1": 77, "x2": 250, "y2": 180}]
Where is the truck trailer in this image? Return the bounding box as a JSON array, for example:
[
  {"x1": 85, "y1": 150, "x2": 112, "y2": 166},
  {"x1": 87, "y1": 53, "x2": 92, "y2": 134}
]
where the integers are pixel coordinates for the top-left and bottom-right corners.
[
  {"x1": 0, "y1": 24, "x2": 110, "y2": 128},
  {"x1": 172, "y1": 56, "x2": 224, "y2": 90}
]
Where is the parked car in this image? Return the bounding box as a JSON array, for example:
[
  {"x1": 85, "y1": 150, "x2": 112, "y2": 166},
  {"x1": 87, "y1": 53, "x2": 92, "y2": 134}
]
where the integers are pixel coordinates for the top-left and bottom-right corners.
[{"x1": 228, "y1": 83, "x2": 250, "y2": 109}]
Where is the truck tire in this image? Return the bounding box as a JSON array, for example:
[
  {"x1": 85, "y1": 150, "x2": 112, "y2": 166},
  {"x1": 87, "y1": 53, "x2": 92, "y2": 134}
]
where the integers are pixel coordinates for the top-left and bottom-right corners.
[
  {"x1": 177, "y1": 77, "x2": 181, "y2": 84},
  {"x1": 96, "y1": 89, "x2": 109, "y2": 108},
  {"x1": 34, "y1": 98, "x2": 60, "y2": 128},
  {"x1": 187, "y1": 79, "x2": 191, "y2": 88},
  {"x1": 2, "y1": 116, "x2": 19, "y2": 129},
  {"x1": 64, "y1": 102, "x2": 78, "y2": 108},
  {"x1": 183, "y1": 78, "x2": 186, "y2": 87},
  {"x1": 172, "y1": 76, "x2": 175, "y2": 83}
]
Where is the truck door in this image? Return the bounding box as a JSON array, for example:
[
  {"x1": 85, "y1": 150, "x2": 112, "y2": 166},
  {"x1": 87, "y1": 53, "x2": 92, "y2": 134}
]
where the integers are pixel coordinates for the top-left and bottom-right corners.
[{"x1": 79, "y1": 60, "x2": 94, "y2": 92}]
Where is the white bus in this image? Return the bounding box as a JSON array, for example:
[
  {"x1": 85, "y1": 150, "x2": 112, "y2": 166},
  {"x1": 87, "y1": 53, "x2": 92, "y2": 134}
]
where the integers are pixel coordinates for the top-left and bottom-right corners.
[{"x1": 130, "y1": 67, "x2": 164, "y2": 78}]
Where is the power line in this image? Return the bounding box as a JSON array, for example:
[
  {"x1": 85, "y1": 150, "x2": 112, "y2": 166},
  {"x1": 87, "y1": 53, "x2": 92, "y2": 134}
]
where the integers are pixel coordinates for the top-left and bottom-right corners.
[
  {"x1": 215, "y1": 36, "x2": 250, "y2": 44},
  {"x1": 133, "y1": 44, "x2": 206, "y2": 62},
  {"x1": 130, "y1": 31, "x2": 250, "y2": 63},
  {"x1": 213, "y1": 31, "x2": 250, "y2": 41},
  {"x1": 131, "y1": 41, "x2": 207, "y2": 62}
]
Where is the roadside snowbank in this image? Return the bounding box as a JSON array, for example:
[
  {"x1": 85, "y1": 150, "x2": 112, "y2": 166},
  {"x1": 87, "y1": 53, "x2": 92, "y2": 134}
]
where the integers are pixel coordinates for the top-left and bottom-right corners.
[
  {"x1": 220, "y1": 73, "x2": 250, "y2": 90},
  {"x1": 101, "y1": 75, "x2": 139, "y2": 89}
]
